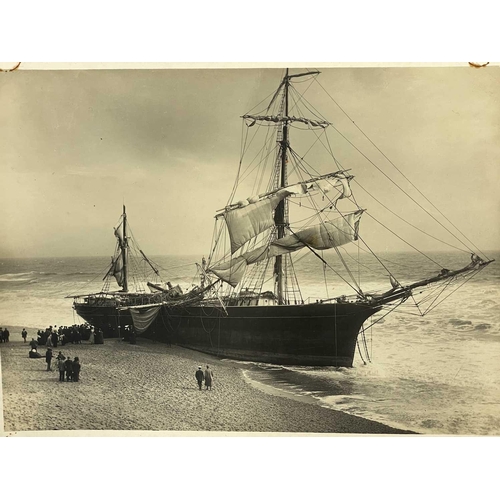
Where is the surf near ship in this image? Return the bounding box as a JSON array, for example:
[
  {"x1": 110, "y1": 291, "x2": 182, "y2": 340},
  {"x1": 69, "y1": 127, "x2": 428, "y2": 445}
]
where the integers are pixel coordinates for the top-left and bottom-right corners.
[{"x1": 108, "y1": 69, "x2": 492, "y2": 365}]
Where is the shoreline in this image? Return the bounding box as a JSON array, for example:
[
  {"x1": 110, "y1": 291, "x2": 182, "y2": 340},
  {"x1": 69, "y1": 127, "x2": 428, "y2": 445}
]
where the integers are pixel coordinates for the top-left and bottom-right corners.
[{"x1": 1, "y1": 325, "x2": 415, "y2": 434}]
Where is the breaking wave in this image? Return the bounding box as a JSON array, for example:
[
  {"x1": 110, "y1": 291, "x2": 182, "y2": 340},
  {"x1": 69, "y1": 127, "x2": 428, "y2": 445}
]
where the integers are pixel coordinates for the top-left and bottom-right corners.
[
  {"x1": 0, "y1": 272, "x2": 37, "y2": 282},
  {"x1": 449, "y1": 318, "x2": 473, "y2": 327}
]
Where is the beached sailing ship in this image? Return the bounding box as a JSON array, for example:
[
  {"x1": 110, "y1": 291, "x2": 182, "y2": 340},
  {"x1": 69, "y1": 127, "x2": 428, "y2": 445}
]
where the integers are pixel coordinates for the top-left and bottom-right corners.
[
  {"x1": 74, "y1": 69, "x2": 493, "y2": 365},
  {"x1": 68, "y1": 206, "x2": 203, "y2": 337}
]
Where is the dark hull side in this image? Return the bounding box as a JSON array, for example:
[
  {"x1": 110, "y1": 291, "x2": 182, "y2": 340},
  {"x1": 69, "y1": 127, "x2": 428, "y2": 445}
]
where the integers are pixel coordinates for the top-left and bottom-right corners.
[
  {"x1": 75, "y1": 301, "x2": 381, "y2": 367},
  {"x1": 73, "y1": 304, "x2": 133, "y2": 338},
  {"x1": 143, "y1": 302, "x2": 381, "y2": 367}
]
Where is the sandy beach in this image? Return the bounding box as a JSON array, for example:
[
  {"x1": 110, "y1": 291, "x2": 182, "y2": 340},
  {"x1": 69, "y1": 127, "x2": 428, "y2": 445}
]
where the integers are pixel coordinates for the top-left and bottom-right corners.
[{"x1": 1, "y1": 326, "x2": 413, "y2": 434}]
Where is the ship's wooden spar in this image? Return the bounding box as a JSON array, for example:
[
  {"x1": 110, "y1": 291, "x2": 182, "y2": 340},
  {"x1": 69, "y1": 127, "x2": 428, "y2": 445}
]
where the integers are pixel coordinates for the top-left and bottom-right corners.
[
  {"x1": 367, "y1": 255, "x2": 494, "y2": 306},
  {"x1": 119, "y1": 280, "x2": 222, "y2": 311},
  {"x1": 118, "y1": 256, "x2": 493, "y2": 310}
]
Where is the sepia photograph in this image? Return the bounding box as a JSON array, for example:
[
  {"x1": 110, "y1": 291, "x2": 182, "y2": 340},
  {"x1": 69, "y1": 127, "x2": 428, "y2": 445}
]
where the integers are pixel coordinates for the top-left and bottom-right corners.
[{"x1": 1, "y1": 63, "x2": 499, "y2": 437}]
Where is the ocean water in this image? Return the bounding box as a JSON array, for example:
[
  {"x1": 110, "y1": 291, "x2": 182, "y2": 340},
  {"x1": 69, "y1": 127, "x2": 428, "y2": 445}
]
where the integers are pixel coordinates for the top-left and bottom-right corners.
[{"x1": 1, "y1": 251, "x2": 499, "y2": 435}]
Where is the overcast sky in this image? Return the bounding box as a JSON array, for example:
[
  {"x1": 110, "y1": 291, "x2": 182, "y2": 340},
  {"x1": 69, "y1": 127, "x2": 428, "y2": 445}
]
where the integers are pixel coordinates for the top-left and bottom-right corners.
[{"x1": 1, "y1": 65, "x2": 499, "y2": 258}]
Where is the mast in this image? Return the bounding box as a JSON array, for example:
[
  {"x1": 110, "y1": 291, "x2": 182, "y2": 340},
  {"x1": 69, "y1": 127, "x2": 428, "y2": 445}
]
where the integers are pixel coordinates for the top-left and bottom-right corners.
[
  {"x1": 273, "y1": 69, "x2": 321, "y2": 304},
  {"x1": 274, "y1": 69, "x2": 289, "y2": 304},
  {"x1": 122, "y1": 204, "x2": 128, "y2": 292}
]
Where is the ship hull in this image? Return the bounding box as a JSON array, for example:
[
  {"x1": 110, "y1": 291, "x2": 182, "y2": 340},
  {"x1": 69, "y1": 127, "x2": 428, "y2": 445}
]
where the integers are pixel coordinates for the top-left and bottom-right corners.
[
  {"x1": 73, "y1": 303, "x2": 133, "y2": 337},
  {"x1": 75, "y1": 300, "x2": 381, "y2": 367},
  {"x1": 143, "y1": 302, "x2": 381, "y2": 367}
]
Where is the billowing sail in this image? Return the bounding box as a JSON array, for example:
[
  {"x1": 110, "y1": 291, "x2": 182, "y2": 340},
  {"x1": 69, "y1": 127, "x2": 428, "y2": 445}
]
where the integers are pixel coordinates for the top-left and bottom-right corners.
[
  {"x1": 112, "y1": 254, "x2": 124, "y2": 287},
  {"x1": 224, "y1": 190, "x2": 289, "y2": 254},
  {"x1": 210, "y1": 211, "x2": 363, "y2": 286},
  {"x1": 223, "y1": 173, "x2": 353, "y2": 253},
  {"x1": 114, "y1": 226, "x2": 124, "y2": 247}
]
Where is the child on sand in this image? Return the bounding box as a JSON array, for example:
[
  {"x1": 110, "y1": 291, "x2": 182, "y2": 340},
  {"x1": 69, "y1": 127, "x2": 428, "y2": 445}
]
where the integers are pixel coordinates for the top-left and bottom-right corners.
[{"x1": 29, "y1": 348, "x2": 42, "y2": 359}]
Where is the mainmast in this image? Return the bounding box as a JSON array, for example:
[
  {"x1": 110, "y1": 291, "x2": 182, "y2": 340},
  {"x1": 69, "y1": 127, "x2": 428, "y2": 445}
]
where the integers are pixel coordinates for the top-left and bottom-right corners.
[
  {"x1": 274, "y1": 69, "x2": 289, "y2": 304},
  {"x1": 273, "y1": 69, "x2": 321, "y2": 305},
  {"x1": 122, "y1": 204, "x2": 129, "y2": 292}
]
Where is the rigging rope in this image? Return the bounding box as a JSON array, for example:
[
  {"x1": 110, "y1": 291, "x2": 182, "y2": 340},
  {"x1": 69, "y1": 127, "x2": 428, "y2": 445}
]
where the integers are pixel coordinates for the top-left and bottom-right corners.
[
  {"x1": 422, "y1": 268, "x2": 482, "y2": 315},
  {"x1": 362, "y1": 211, "x2": 443, "y2": 268},
  {"x1": 327, "y1": 120, "x2": 478, "y2": 257},
  {"x1": 314, "y1": 77, "x2": 490, "y2": 261},
  {"x1": 353, "y1": 179, "x2": 470, "y2": 254}
]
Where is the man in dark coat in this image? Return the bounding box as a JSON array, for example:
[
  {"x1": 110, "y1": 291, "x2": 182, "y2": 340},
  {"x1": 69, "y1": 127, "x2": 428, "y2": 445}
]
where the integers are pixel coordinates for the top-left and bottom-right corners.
[
  {"x1": 30, "y1": 338, "x2": 38, "y2": 350},
  {"x1": 195, "y1": 366, "x2": 204, "y2": 390},
  {"x1": 56, "y1": 352, "x2": 66, "y2": 382},
  {"x1": 21, "y1": 328, "x2": 28, "y2": 343},
  {"x1": 45, "y1": 348, "x2": 53, "y2": 371},
  {"x1": 64, "y1": 357, "x2": 73, "y2": 382},
  {"x1": 72, "y1": 357, "x2": 81, "y2": 382},
  {"x1": 51, "y1": 330, "x2": 58, "y2": 348}
]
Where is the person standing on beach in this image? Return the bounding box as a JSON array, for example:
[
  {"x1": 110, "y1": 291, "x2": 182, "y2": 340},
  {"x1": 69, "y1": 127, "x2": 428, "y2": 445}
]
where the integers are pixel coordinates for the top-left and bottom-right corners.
[
  {"x1": 22, "y1": 328, "x2": 28, "y2": 343},
  {"x1": 52, "y1": 328, "x2": 58, "y2": 348},
  {"x1": 56, "y1": 352, "x2": 66, "y2": 382},
  {"x1": 45, "y1": 347, "x2": 53, "y2": 371},
  {"x1": 195, "y1": 366, "x2": 204, "y2": 390},
  {"x1": 204, "y1": 365, "x2": 213, "y2": 390},
  {"x1": 64, "y1": 356, "x2": 73, "y2": 382},
  {"x1": 30, "y1": 338, "x2": 38, "y2": 350},
  {"x1": 72, "y1": 357, "x2": 81, "y2": 382},
  {"x1": 46, "y1": 333, "x2": 53, "y2": 348}
]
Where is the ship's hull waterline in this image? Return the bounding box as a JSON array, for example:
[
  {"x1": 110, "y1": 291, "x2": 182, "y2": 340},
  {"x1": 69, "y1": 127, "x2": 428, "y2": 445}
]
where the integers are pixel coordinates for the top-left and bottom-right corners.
[{"x1": 75, "y1": 302, "x2": 381, "y2": 367}]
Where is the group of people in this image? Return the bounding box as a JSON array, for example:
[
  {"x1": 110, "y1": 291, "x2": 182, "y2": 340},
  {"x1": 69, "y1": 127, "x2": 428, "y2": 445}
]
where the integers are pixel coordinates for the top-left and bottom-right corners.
[
  {"x1": 0, "y1": 327, "x2": 10, "y2": 343},
  {"x1": 195, "y1": 365, "x2": 214, "y2": 390},
  {"x1": 28, "y1": 337, "x2": 81, "y2": 382},
  {"x1": 36, "y1": 324, "x2": 94, "y2": 347},
  {"x1": 50, "y1": 351, "x2": 81, "y2": 382}
]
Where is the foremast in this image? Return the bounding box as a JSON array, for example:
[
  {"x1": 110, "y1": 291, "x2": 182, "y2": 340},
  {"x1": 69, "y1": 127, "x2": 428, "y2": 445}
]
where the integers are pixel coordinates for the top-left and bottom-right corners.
[{"x1": 121, "y1": 204, "x2": 129, "y2": 293}]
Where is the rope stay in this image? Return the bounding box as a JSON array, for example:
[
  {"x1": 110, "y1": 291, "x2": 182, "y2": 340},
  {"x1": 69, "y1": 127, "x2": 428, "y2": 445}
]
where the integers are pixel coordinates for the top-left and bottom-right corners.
[{"x1": 199, "y1": 69, "x2": 492, "y2": 322}]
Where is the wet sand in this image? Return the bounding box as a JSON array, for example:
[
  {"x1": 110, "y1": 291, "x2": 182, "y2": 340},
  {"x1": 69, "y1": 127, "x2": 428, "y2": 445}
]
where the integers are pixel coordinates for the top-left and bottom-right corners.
[{"x1": 1, "y1": 327, "x2": 414, "y2": 434}]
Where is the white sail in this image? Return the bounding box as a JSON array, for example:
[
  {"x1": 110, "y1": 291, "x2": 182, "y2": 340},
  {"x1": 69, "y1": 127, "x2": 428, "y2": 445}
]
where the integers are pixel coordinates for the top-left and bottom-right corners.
[
  {"x1": 112, "y1": 254, "x2": 124, "y2": 287},
  {"x1": 223, "y1": 173, "x2": 353, "y2": 254},
  {"x1": 114, "y1": 226, "x2": 124, "y2": 246},
  {"x1": 129, "y1": 305, "x2": 161, "y2": 334},
  {"x1": 210, "y1": 211, "x2": 363, "y2": 286},
  {"x1": 224, "y1": 190, "x2": 289, "y2": 254}
]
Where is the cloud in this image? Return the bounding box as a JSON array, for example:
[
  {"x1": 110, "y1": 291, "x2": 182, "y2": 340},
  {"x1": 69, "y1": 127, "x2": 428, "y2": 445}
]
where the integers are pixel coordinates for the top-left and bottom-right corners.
[{"x1": 1, "y1": 67, "x2": 499, "y2": 258}]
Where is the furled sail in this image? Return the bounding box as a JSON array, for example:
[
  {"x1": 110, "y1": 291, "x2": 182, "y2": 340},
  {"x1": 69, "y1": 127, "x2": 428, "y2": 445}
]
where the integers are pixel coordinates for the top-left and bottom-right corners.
[
  {"x1": 242, "y1": 114, "x2": 330, "y2": 128},
  {"x1": 222, "y1": 172, "x2": 353, "y2": 254},
  {"x1": 210, "y1": 210, "x2": 363, "y2": 286}
]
